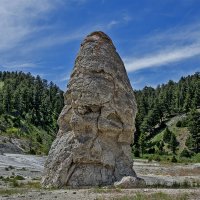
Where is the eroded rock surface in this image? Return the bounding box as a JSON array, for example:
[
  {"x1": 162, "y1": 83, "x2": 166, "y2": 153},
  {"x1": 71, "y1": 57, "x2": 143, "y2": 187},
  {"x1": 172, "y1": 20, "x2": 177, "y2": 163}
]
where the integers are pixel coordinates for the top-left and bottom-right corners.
[{"x1": 42, "y1": 31, "x2": 138, "y2": 188}]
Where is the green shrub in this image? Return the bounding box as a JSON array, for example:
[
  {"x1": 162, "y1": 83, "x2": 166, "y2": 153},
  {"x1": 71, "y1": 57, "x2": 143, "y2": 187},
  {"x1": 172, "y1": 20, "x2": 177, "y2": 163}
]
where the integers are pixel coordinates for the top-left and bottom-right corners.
[
  {"x1": 171, "y1": 155, "x2": 177, "y2": 163},
  {"x1": 154, "y1": 155, "x2": 161, "y2": 162},
  {"x1": 15, "y1": 175, "x2": 25, "y2": 180},
  {"x1": 148, "y1": 154, "x2": 161, "y2": 162},
  {"x1": 163, "y1": 128, "x2": 172, "y2": 143},
  {"x1": 148, "y1": 156, "x2": 153, "y2": 162},
  {"x1": 180, "y1": 148, "x2": 191, "y2": 158},
  {"x1": 148, "y1": 148, "x2": 155, "y2": 154},
  {"x1": 181, "y1": 118, "x2": 189, "y2": 127},
  {"x1": 29, "y1": 148, "x2": 36, "y2": 155},
  {"x1": 12, "y1": 179, "x2": 19, "y2": 187},
  {"x1": 176, "y1": 120, "x2": 182, "y2": 127},
  {"x1": 133, "y1": 149, "x2": 140, "y2": 157},
  {"x1": 175, "y1": 118, "x2": 188, "y2": 127},
  {"x1": 191, "y1": 153, "x2": 200, "y2": 162}
]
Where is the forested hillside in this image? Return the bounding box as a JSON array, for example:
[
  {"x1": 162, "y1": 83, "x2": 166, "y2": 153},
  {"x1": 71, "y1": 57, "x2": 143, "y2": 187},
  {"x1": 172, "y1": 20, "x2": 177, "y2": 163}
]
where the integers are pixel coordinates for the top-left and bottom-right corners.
[
  {"x1": 133, "y1": 72, "x2": 200, "y2": 162},
  {"x1": 0, "y1": 71, "x2": 64, "y2": 154},
  {"x1": 0, "y1": 71, "x2": 199, "y2": 160}
]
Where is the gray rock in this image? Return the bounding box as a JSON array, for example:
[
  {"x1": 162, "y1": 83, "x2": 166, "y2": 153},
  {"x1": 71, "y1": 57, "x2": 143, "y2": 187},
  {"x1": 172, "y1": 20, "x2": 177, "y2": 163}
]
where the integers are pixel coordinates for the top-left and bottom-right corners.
[
  {"x1": 41, "y1": 31, "x2": 138, "y2": 188},
  {"x1": 114, "y1": 176, "x2": 146, "y2": 188},
  {"x1": 0, "y1": 136, "x2": 24, "y2": 154}
]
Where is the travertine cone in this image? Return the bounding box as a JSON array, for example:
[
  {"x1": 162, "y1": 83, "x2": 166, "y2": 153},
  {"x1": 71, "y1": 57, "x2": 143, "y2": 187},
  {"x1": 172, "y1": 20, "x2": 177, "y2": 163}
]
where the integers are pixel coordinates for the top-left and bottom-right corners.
[{"x1": 42, "y1": 31, "x2": 138, "y2": 188}]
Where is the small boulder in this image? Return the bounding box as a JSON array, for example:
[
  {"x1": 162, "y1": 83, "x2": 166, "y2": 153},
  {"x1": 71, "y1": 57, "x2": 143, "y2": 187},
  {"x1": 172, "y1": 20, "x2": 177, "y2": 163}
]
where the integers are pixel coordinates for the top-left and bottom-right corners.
[{"x1": 114, "y1": 176, "x2": 146, "y2": 188}]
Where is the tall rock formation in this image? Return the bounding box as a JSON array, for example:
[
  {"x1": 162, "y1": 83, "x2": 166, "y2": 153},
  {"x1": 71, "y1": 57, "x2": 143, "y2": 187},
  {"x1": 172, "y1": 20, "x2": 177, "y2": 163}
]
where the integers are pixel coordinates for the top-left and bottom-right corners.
[{"x1": 42, "y1": 31, "x2": 139, "y2": 188}]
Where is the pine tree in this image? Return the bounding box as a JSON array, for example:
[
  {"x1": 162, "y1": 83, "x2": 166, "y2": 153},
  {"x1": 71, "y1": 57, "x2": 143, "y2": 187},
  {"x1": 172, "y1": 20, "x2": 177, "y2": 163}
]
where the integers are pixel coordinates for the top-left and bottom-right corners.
[
  {"x1": 139, "y1": 132, "x2": 147, "y2": 155},
  {"x1": 0, "y1": 71, "x2": 64, "y2": 132},
  {"x1": 169, "y1": 132, "x2": 178, "y2": 154},
  {"x1": 163, "y1": 127, "x2": 172, "y2": 143},
  {"x1": 188, "y1": 109, "x2": 200, "y2": 153}
]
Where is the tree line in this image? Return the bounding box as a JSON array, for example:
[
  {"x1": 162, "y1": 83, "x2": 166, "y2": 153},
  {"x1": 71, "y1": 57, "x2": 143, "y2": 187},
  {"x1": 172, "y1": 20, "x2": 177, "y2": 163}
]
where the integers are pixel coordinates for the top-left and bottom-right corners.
[
  {"x1": 0, "y1": 71, "x2": 199, "y2": 157},
  {"x1": 133, "y1": 72, "x2": 200, "y2": 157},
  {"x1": 0, "y1": 71, "x2": 64, "y2": 132}
]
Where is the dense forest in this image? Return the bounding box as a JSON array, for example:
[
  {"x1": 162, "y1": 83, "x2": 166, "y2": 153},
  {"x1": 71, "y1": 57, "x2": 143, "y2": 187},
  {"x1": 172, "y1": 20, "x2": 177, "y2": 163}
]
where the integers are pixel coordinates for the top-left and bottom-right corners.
[
  {"x1": 0, "y1": 71, "x2": 64, "y2": 154},
  {"x1": 133, "y1": 72, "x2": 200, "y2": 162},
  {"x1": 0, "y1": 71, "x2": 199, "y2": 160}
]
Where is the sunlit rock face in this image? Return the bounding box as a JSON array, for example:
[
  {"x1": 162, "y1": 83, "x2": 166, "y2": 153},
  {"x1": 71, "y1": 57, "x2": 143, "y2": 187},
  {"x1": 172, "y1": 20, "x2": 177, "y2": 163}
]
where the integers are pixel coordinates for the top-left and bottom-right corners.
[{"x1": 41, "y1": 31, "x2": 138, "y2": 188}]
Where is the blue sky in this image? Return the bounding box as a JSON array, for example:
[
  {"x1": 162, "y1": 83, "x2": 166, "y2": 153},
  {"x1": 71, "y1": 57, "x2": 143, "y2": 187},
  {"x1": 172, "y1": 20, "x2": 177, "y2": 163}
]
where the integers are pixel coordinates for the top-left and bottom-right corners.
[{"x1": 0, "y1": 0, "x2": 200, "y2": 91}]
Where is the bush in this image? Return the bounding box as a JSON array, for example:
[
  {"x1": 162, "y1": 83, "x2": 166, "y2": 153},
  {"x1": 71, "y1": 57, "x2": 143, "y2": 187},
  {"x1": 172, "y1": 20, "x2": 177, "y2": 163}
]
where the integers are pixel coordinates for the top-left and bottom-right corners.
[
  {"x1": 148, "y1": 157, "x2": 152, "y2": 162},
  {"x1": 12, "y1": 179, "x2": 20, "y2": 187},
  {"x1": 176, "y1": 121, "x2": 182, "y2": 127},
  {"x1": 133, "y1": 149, "x2": 140, "y2": 157},
  {"x1": 191, "y1": 153, "x2": 200, "y2": 162},
  {"x1": 171, "y1": 155, "x2": 177, "y2": 163},
  {"x1": 180, "y1": 148, "x2": 191, "y2": 158},
  {"x1": 15, "y1": 175, "x2": 25, "y2": 180},
  {"x1": 163, "y1": 128, "x2": 172, "y2": 143},
  {"x1": 180, "y1": 118, "x2": 189, "y2": 127},
  {"x1": 176, "y1": 118, "x2": 189, "y2": 127},
  {"x1": 148, "y1": 148, "x2": 155, "y2": 154},
  {"x1": 149, "y1": 154, "x2": 161, "y2": 162},
  {"x1": 29, "y1": 149, "x2": 36, "y2": 155},
  {"x1": 154, "y1": 155, "x2": 161, "y2": 162}
]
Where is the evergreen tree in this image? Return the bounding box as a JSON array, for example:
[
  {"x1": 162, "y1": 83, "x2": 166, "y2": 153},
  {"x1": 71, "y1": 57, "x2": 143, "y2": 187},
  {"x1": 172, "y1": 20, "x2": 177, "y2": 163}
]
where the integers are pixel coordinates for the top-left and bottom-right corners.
[
  {"x1": 0, "y1": 71, "x2": 64, "y2": 132},
  {"x1": 188, "y1": 109, "x2": 200, "y2": 153},
  {"x1": 139, "y1": 132, "x2": 147, "y2": 155},
  {"x1": 163, "y1": 127, "x2": 172, "y2": 143},
  {"x1": 169, "y1": 132, "x2": 179, "y2": 154},
  {"x1": 134, "y1": 72, "x2": 200, "y2": 155}
]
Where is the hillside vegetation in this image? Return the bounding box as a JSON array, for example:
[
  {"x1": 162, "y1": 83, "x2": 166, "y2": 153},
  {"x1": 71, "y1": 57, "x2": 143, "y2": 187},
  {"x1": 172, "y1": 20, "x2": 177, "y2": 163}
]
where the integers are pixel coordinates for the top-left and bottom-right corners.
[
  {"x1": 0, "y1": 71, "x2": 64, "y2": 154},
  {"x1": 0, "y1": 71, "x2": 199, "y2": 160},
  {"x1": 133, "y1": 72, "x2": 200, "y2": 162}
]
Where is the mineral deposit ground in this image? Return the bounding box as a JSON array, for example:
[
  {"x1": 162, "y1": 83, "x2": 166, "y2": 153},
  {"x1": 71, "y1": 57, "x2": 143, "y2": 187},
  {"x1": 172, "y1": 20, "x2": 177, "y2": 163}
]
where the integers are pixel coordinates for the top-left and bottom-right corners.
[{"x1": 0, "y1": 154, "x2": 200, "y2": 200}]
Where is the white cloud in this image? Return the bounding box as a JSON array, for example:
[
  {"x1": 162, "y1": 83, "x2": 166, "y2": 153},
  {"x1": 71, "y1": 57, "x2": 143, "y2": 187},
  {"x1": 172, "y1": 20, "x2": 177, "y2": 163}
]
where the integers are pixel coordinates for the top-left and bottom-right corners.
[
  {"x1": 107, "y1": 20, "x2": 119, "y2": 29},
  {"x1": 0, "y1": 0, "x2": 130, "y2": 55},
  {"x1": 1, "y1": 62, "x2": 38, "y2": 69},
  {"x1": 0, "y1": 0, "x2": 63, "y2": 52},
  {"x1": 0, "y1": 0, "x2": 91, "y2": 70},
  {"x1": 124, "y1": 23, "x2": 200, "y2": 72},
  {"x1": 60, "y1": 75, "x2": 70, "y2": 82},
  {"x1": 125, "y1": 44, "x2": 200, "y2": 72},
  {"x1": 0, "y1": 0, "x2": 92, "y2": 54},
  {"x1": 106, "y1": 14, "x2": 133, "y2": 30}
]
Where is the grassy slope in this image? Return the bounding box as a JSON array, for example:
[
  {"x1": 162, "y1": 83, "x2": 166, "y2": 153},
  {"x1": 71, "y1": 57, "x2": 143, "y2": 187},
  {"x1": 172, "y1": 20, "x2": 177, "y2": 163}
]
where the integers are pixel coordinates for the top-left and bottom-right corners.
[
  {"x1": 151, "y1": 115, "x2": 190, "y2": 154},
  {"x1": 146, "y1": 114, "x2": 200, "y2": 163},
  {"x1": 0, "y1": 81, "x2": 56, "y2": 155},
  {"x1": 0, "y1": 81, "x2": 4, "y2": 89},
  {"x1": 0, "y1": 114, "x2": 55, "y2": 155},
  {"x1": 151, "y1": 114, "x2": 190, "y2": 153}
]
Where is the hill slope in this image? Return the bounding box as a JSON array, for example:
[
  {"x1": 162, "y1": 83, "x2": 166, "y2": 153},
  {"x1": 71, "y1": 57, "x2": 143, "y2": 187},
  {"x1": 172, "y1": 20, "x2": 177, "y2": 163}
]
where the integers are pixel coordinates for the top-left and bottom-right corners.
[
  {"x1": 0, "y1": 71, "x2": 199, "y2": 159},
  {"x1": 133, "y1": 72, "x2": 200, "y2": 162},
  {"x1": 0, "y1": 71, "x2": 64, "y2": 154}
]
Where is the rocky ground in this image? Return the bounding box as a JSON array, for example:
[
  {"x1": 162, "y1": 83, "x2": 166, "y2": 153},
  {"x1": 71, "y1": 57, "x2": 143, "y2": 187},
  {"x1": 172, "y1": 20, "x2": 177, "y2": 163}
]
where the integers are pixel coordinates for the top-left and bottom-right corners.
[
  {"x1": 134, "y1": 159, "x2": 200, "y2": 187},
  {"x1": 0, "y1": 154, "x2": 199, "y2": 200}
]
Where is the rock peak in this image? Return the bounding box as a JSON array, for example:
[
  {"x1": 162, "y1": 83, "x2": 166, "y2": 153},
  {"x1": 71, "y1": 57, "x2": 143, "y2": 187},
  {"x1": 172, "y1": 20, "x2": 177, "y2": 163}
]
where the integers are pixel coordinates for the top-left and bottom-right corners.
[{"x1": 81, "y1": 31, "x2": 114, "y2": 47}]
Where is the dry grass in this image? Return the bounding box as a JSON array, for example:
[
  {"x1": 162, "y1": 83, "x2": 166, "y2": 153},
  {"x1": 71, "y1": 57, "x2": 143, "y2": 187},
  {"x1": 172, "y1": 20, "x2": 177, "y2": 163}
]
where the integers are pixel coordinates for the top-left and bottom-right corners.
[{"x1": 0, "y1": 188, "x2": 26, "y2": 196}]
